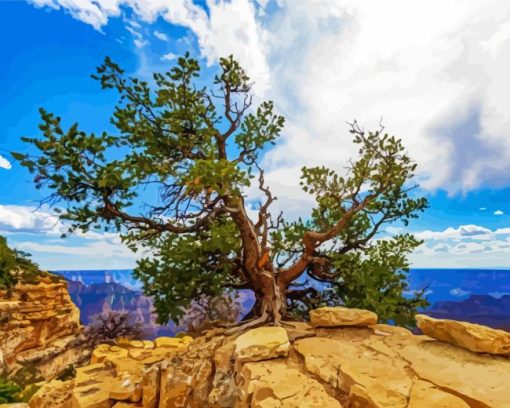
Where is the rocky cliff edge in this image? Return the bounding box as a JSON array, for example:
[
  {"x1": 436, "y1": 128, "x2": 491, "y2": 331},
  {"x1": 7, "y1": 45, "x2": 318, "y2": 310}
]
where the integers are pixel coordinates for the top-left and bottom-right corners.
[
  {"x1": 28, "y1": 306, "x2": 510, "y2": 408},
  {"x1": 0, "y1": 275, "x2": 88, "y2": 383}
]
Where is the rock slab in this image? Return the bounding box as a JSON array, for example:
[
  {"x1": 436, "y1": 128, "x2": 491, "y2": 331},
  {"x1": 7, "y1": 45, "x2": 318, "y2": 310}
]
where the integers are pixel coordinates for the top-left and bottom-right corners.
[
  {"x1": 310, "y1": 306, "x2": 378, "y2": 327},
  {"x1": 416, "y1": 314, "x2": 510, "y2": 355},
  {"x1": 233, "y1": 326, "x2": 290, "y2": 363}
]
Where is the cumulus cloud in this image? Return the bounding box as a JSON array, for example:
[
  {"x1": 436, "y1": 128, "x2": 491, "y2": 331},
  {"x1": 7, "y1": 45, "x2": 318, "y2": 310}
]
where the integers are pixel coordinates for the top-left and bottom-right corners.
[
  {"x1": 29, "y1": 0, "x2": 270, "y2": 93},
  {"x1": 26, "y1": 1, "x2": 510, "y2": 195},
  {"x1": 0, "y1": 205, "x2": 63, "y2": 235},
  {"x1": 0, "y1": 155, "x2": 11, "y2": 170},
  {"x1": 494, "y1": 210, "x2": 504, "y2": 215}
]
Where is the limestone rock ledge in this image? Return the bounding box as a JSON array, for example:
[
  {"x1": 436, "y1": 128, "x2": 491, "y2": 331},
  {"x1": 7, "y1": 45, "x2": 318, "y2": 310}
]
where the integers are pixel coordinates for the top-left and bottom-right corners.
[
  {"x1": 0, "y1": 276, "x2": 87, "y2": 382},
  {"x1": 30, "y1": 307, "x2": 510, "y2": 408}
]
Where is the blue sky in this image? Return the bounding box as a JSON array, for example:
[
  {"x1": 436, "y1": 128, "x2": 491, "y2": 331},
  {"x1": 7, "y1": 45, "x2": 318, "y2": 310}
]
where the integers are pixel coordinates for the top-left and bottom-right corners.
[{"x1": 2, "y1": 0, "x2": 510, "y2": 269}]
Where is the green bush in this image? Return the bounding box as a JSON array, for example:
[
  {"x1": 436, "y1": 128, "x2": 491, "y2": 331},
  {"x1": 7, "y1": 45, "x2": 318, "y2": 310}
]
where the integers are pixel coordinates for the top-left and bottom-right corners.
[{"x1": 0, "y1": 377, "x2": 21, "y2": 404}]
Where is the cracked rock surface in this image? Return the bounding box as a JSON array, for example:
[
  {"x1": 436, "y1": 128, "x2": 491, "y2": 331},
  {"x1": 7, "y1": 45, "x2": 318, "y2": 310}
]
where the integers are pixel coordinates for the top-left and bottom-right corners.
[{"x1": 29, "y1": 307, "x2": 510, "y2": 408}]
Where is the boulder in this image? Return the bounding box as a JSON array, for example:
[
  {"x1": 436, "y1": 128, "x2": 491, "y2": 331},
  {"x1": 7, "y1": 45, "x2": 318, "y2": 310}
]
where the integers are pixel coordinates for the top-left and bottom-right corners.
[
  {"x1": 416, "y1": 314, "x2": 510, "y2": 355},
  {"x1": 233, "y1": 326, "x2": 290, "y2": 363},
  {"x1": 310, "y1": 306, "x2": 377, "y2": 327}
]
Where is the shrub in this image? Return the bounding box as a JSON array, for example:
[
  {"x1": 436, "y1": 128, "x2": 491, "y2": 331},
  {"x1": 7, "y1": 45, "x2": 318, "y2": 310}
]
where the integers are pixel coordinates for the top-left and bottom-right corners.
[
  {"x1": 179, "y1": 294, "x2": 242, "y2": 333},
  {"x1": 84, "y1": 310, "x2": 143, "y2": 346}
]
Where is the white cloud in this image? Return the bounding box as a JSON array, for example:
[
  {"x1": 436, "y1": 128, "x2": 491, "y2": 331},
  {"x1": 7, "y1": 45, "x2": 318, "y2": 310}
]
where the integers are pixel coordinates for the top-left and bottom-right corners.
[
  {"x1": 0, "y1": 155, "x2": 11, "y2": 170},
  {"x1": 26, "y1": 1, "x2": 510, "y2": 195},
  {"x1": 154, "y1": 30, "x2": 168, "y2": 41},
  {"x1": 161, "y1": 52, "x2": 177, "y2": 61},
  {"x1": 0, "y1": 204, "x2": 143, "y2": 269},
  {"x1": 23, "y1": 1, "x2": 510, "y2": 269},
  {"x1": 15, "y1": 240, "x2": 141, "y2": 270},
  {"x1": 29, "y1": 0, "x2": 270, "y2": 93},
  {"x1": 411, "y1": 223, "x2": 510, "y2": 267},
  {"x1": 494, "y1": 210, "x2": 504, "y2": 215},
  {"x1": 414, "y1": 224, "x2": 493, "y2": 241},
  {"x1": 0, "y1": 205, "x2": 63, "y2": 235}
]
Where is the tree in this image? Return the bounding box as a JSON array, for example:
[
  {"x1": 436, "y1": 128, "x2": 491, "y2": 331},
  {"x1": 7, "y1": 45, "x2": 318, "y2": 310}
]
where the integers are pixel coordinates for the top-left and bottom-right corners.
[{"x1": 15, "y1": 53, "x2": 428, "y2": 329}]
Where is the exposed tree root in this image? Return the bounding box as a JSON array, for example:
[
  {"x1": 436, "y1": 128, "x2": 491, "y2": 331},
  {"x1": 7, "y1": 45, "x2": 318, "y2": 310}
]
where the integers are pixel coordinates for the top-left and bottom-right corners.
[{"x1": 225, "y1": 311, "x2": 271, "y2": 335}]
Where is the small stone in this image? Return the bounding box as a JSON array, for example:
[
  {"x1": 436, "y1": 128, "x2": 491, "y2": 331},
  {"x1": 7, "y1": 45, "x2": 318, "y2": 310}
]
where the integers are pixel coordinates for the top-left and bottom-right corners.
[
  {"x1": 233, "y1": 326, "x2": 289, "y2": 363},
  {"x1": 129, "y1": 340, "x2": 144, "y2": 348},
  {"x1": 416, "y1": 314, "x2": 510, "y2": 355},
  {"x1": 310, "y1": 306, "x2": 378, "y2": 327}
]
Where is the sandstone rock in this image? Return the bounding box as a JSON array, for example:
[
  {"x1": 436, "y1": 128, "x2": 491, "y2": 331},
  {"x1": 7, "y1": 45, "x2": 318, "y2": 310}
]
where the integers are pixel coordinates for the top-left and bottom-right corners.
[
  {"x1": 71, "y1": 363, "x2": 116, "y2": 408},
  {"x1": 0, "y1": 279, "x2": 85, "y2": 381},
  {"x1": 154, "y1": 336, "x2": 192, "y2": 348},
  {"x1": 91, "y1": 344, "x2": 128, "y2": 364},
  {"x1": 396, "y1": 336, "x2": 510, "y2": 408},
  {"x1": 141, "y1": 364, "x2": 160, "y2": 408},
  {"x1": 208, "y1": 341, "x2": 237, "y2": 407},
  {"x1": 416, "y1": 314, "x2": 510, "y2": 355},
  {"x1": 29, "y1": 379, "x2": 73, "y2": 408},
  {"x1": 237, "y1": 360, "x2": 342, "y2": 407},
  {"x1": 407, "y1": 380, "x2": 470, "y2": 408},
  {"x1": 282, "y1": 321, "x2": 316, "y2": 342},
  {"x1": 295, "y1": 336, "x2": 412, "y2": 408},
  {"x1": 233, "y1": 327, "x2": 290, "y2": 363},
  {"x1": 310, "y1": 306, "x2": 378, "y2": 327},
  {"x1": 369, "y1": 323, "x2": 412, "y2": 337},
  {"x1": 27, "y1": 308, "x2": 510, "y2": 408}
]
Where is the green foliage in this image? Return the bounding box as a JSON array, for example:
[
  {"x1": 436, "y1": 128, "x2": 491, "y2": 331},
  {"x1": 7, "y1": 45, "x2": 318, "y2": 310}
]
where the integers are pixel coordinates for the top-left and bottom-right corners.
[
  {"x1": 282, "y1": 125, "x2": 429, "y2": 327},
  {"x1": 0, "y1": 377, "x2": 21, "y2": 403},
  {"x1": 133, "y1": 215, "x2": 242, "y2": 323},
  {"x1": 0, "y1": 236, "x2": 41, "y2": 290}
]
